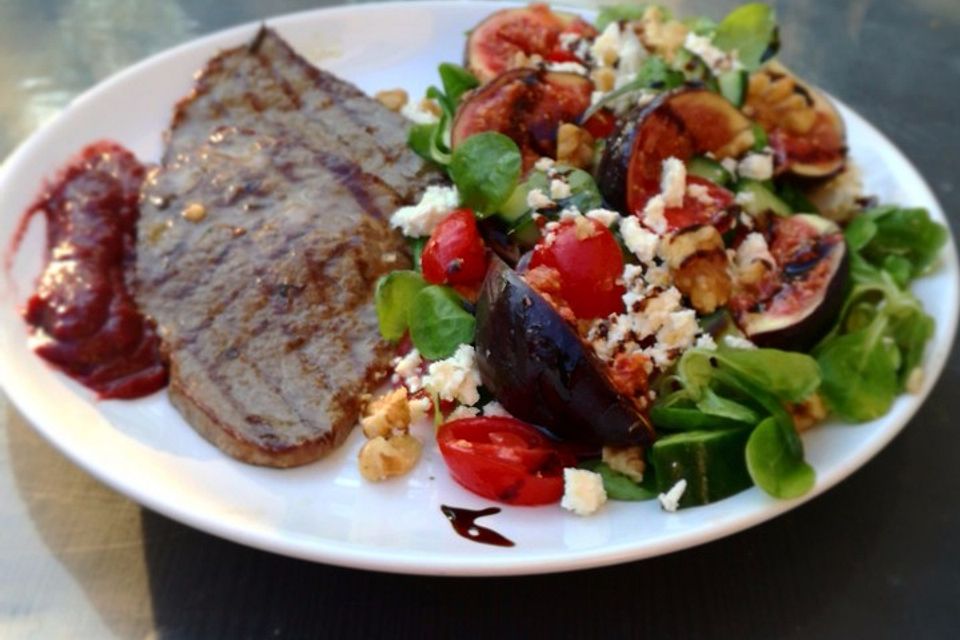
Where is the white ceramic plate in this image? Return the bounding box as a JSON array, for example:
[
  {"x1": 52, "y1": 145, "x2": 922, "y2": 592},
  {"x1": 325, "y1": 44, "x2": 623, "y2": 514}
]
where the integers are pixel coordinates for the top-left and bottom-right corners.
[{"x1": 0, "y1": 1, "x2": 956, "y2": 576}]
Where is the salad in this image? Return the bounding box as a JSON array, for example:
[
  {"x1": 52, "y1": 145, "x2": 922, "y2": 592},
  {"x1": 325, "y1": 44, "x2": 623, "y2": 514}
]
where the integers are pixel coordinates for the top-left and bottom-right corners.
[{"x1": 358, "y1": 3, "x2": 948, "y2": 516}]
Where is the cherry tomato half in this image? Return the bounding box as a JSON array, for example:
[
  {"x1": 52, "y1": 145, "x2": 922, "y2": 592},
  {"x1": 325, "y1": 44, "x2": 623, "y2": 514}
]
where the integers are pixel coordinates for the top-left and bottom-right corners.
[
  {"x1": 529, "y1": 218, "x2": 625, "y2": 319},
  {"x1": 437, "y1": 417, "x2": 576, "y2": 505},
  {"x1": 663, "y1": 176, "x2": 735, "y2": 232},
  {"x1": 421, "y1": 209, "x2": 488, "y2": 287}
]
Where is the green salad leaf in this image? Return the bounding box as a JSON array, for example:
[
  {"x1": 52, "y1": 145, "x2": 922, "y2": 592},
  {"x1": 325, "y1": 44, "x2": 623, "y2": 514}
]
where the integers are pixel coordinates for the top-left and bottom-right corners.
[
  {"x1": 407, "y1": 63, "x2": 478, "y2": 167},
  {"x1": 408, "y1": 285, "x2": 476, "y2": 359},
  {"x1": 712, "y1": 3, "x2": 779, "y2": 71},
  {"x1": 374, "y1": 270, "x2": 426, "y2": 340},
  {"x1": 595, "y1": 4, "x2": 669, "y2": 32},
  {"x1": 581, "y1": 55, "x2": 684, "y2": 121},
  {"x1": 580, "y1": 460, "x2": 657, "y2": 501},
  {"x1": 745, "y1": 417, "x2": 815, "y2": 499},
  {"x1": 857, "y1": 205, "x2": 948, "y2": 278},
  {"x1": 438, "y1": 63, "x2": 479, "y2": 107},
  {"x1": 449, "y1": 132, "x2": 522, "y2": 214}
]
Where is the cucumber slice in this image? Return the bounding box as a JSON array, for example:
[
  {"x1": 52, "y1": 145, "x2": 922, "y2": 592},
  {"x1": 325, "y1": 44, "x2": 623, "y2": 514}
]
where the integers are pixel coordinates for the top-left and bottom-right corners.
[
  {"x1": 651, "y1": 398, "x2": 756, "y2": 432},
  {"x1": 496, "y1": 172, "x2": 549, "y2": 224},
  {"x1": 736, "y1": 179, "x2": 793, "y2": 216},
  {"x1": 650, "y1": 428, "x2": 753, "y2": 508},
  {"x1": 687, "y1": 155, "x2": 733, "y2": 186},
  {"x1": 718, "y1": 69, "x2": 748, "y2": 107}
]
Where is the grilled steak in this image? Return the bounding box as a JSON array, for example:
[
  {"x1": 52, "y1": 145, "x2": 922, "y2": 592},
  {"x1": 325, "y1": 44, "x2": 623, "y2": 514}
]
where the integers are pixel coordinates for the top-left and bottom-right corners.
[{"x1": 135, "y1": 28, "x2": 440, "y2": 467}]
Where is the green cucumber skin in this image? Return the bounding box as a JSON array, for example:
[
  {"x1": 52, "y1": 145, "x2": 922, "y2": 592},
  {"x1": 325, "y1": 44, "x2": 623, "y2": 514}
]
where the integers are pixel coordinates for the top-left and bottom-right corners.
[
  {"x1": 651, "y1": 428, "x2": 753, "y2": 508},
  {"x1": 737, "y1": 179, "x2": 793, "y2": 216},
  {"x1": 687, "y1": 156, "x2": 733, "y2": 186}
]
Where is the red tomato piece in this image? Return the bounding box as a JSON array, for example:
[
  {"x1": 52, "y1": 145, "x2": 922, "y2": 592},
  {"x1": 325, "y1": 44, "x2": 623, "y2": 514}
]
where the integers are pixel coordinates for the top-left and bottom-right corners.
[
  {"x1": 421, "y1": 209, "x2": 488, "y2": 287},
  {"x1": 437, "y1": 417, "x2": 575, "y2": 505},
  {"x1": 663, "y1": 176, "x2": 735, "y2": 232},
  {"x1": 529, "y1": 218, "x2": 625, "y2": 319}
]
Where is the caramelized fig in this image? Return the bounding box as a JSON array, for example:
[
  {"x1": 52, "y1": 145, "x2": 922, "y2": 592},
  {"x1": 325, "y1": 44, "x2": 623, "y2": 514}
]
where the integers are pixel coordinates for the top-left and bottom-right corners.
[
  {"x1": 744, "y1": 62, "x2": 846, "y2": 178},
  {"x1": 475, "y1": 259, "x2": 654, "y2": 447},
  {"x1": 731, "y1": 214, "x2": 848, "y2": 350},
  {"x1": 465, "y1": 4, "x2": 596, "y2": 84},
  {"x1": 598, "y1": 87, "x2": 755, "y2": 213},
  {"x1": 452, "y1": 69, "x2": 593, "y2": 169}
]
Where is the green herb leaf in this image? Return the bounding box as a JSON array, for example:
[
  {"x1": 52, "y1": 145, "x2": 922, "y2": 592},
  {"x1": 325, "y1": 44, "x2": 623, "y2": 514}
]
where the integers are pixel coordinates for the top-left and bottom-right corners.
[
  {"x1": 449, "y1": 132, "x2": 522, "y2": 214},
  {"x1": 651, "y1": 394, "x2": 755, "y2": 431},
  {"x1": 713, "y1": 347, "x2": 821, "y2": 403},
  {"x1": 745, "y1": 417, "x2": 815, "y2": 499},
  {"x1": 438, "y1": 63, "x2": 479, "y2": 105},
  {"x1": 816, "y1": 315, "x2": 898, "y2": 422},
  {"x1": 374, "y1": 270, "x2": 427, "y2": 340},
  {"x1": 407, "y1": 236, "x2": 427, "y2": 272},
  {"x1": 696, "y1": 387, "x2": 762, "y2": 424},
  {"x1": 860, "y1": 206, "x2": 948, "y2": 279},
  {"x1": 408, "y1": 285, "x2": 476, "y2": 359},
  {"x1": 595, "y1": 3, "x2": 654, "y2": 31},
  {"x1": 843, "y1": 215, "x2": 877, "y2": 251},
  {"x1": 712, "y1": 3, "x2": 778, "y2": 71},
  {"x1": 580, "y1": 459, "x2": 658, "y2": 501}
]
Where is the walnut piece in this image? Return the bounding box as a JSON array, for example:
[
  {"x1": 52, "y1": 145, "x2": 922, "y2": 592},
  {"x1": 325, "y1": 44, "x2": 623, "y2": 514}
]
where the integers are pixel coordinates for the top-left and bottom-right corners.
[
  {"x1": 603, "y1": 445, "x2": 647, "y2": 483},
  {"x1": 374, "y1": 88, "x2": 409, "y2": 112},
  {"x1": 663, "y1": 226, "x2": 732, "y2": 314},
  {"x1": 556, "y1": 123, "x2": 595, "y2": 170},
  {"x1": 358, "y1": 434, "x2": 422, "y2": 482},
  {"x1": 360, "y1": 388, "x2": 410, "y2": 439},
  {"x1": 787, "y1": 393, "x2": 828, "y2": 433}
]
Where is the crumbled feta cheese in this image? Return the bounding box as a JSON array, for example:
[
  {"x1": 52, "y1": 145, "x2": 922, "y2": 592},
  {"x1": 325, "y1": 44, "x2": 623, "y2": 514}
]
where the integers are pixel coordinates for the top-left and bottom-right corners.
[
  {"x1": 686, "y1": 183, "x2": 713, "y2": 205},
  {"x1": 481, "y1": 401, "x2": 511, "y2": 417},
  {"x1": 653, "y1": 309, "x2": 699, "y2": 364},
  {"x1": 422, "y1": 344, "x2": 481, "y2": 406},
  {"x1": 446, "y1": 405, "x2": 480, "y2": 421},
  {"x1": 550, "y1": 178, "x2": 572, "y2": 200},
  {"x1": 723, "y1": 334, "x2": 757, "y2": 350},
  {"x1": 734, "y1": 190, "x2": 756, "y2": 207},
  {"x1": 561, "y1": 468, "x2": 607, "y2": 516},
  {"x1": 739, "y1": 212, "x2": 755, "y2": 229},
  {"x1": 738, "y1": 152, "x2": 774, "y2": 181},
  {"x1": 572, "y1": 215, "x2": 598, "y2": 240},
  {"x1": 546, "y1": 61, "x2": 589, "y2": 75},
  {"x1": 658, "y1": 478, "x2": 687, "y2": 512},
  {"x1": 645, "y1": 262, "x2": 672, "y2": 287},
  {"x1": 616, "y1": 25, "x2": 645, "y2": 82},
  {"x1": 660, "y1": 157, "x2": 687, "y2": 208},
  {"x1": 390, "y1": 185, "x2": 459, "y2": 237},
  {"x1": 591, "y1": 22, "x2": 622, "y2": 67},
  {"x1": 695, "y1": 333, "x2": 718, "y2": 350},
  {"x1": 526, "y1": 188, "x2": 555, "y2": 211},
  {"x1": 636, "y1": 90, "x2": 658, "y2": 108},
  {"x1": 683, "y1": 32, "x2": 738, "y2": 74},
  {"x1": 392, "y1": 348, "x2": 423, "y2": 393},
  {"x1": 408, "y1": 396, "x2": 432, "y2": 422},
  {"x1": 620, "y1": 216, "x2": 660, "y2": 264},
  {"x1": 642, "y1": 195, "x2": 668, "y2": 234},
  {"x1": 400, "y1": 99, "x2": 440, "y2": 125},
  {"x1": 559, "y1": 206, "x2": 582, "y2": 222},
  {"x1": 720, "y1": 157, "x2": 739, "y2": 177},
  {"x1": 534, "y1": 157, "x2": 556, "y2": 172},
  {"x1": 585, "y1": 208, "x2": 621, "y2": 227},
  {"x1": 736, "y1": 232, "x2": 776, "y2": 269}
]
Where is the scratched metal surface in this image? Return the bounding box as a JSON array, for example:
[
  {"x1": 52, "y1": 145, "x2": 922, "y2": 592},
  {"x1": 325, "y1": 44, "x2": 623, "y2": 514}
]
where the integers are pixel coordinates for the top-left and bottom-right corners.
[{"x1": 1, "y1": 1, "x2": 958, "y2": 638}]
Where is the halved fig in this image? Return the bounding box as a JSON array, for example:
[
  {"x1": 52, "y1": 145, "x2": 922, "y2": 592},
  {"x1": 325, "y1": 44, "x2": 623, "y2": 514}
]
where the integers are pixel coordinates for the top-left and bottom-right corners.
[
  {"x1": 744, "y1": 62, "x2": 846, "y2": 178},
  {"x1": 730, "y1": 214, "x2": 848, "y2": 350},
  {"x1": 452, "y1": 68, "x2": 593, "y2": 169},
  {"x1": 475, "y1": 259, "x2": 654, "y2": 447},
  {"x1": 598, "y1": 87, "x2": 755, "y2": 213},
  {"x1": 465, "y1": 4, "x2": 597, "y2": 84}
]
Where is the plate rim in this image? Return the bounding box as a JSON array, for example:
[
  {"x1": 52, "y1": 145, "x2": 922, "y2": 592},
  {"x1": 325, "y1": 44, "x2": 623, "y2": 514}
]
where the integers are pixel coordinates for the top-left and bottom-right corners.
[{"x1": 0, "y1": 0, "x2": 957, "y2": 576}]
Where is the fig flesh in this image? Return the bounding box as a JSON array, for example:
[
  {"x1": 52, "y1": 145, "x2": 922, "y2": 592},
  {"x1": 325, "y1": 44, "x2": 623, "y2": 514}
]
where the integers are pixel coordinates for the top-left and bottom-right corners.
[
  {"x1": 731, "y1": 214, "x2": 848, "y2": 350},
  {"x1": 465, "y1": 4, "x2": 596, "y2": 84},
  {"x1": 452, "y1": 68, "x2": 593, "y2": 170},
  {"x1": 475, "y1": 259, "x2": 654, "y2": 447},
  {"x1": 597, "y1": 87, "x2": 755, "y2": 213}
]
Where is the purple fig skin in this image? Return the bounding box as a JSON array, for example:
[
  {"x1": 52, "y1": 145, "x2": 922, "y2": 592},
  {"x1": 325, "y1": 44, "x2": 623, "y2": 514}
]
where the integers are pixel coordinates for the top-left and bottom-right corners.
[
  {"x1": 475, "y1": 259, "x2": 654, "y2": 446},
  {"x1": 740, "y1": 215, "x2": 850, "y2": 351}
]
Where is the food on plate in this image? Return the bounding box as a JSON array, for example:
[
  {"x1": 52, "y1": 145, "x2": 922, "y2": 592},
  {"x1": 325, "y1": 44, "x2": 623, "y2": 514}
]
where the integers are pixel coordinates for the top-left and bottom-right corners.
[
  {"x1": 370, "y1": 2, "x2": 948, "y2": 513},
  {"x1": 19, "y1": 141, "x2": 167, "y2": 399},
  {"x1": 131, "y1": 28, "x2": 442, "y2": 467}
]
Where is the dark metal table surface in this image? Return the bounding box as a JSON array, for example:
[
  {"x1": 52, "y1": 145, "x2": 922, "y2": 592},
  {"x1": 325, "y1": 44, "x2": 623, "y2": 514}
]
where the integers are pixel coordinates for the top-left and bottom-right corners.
[{"x1": 1, "y1": 1, "x2": 957, "y2": 638}]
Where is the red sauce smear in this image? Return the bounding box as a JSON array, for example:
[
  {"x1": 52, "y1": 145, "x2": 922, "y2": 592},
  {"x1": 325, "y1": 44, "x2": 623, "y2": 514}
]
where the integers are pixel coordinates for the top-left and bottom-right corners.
[{"x1": 19, "y1": 140, "x2": 167, "y2": 399}]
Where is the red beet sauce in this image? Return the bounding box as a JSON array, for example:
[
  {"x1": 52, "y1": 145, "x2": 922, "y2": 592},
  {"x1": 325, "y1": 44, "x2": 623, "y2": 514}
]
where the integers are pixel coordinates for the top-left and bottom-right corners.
[{"x1": 19, "y1": 140, "x2": 167, "y2": 399}]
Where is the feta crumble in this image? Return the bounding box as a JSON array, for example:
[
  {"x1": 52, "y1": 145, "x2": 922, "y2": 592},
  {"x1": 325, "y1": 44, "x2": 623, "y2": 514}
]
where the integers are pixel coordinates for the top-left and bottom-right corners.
[
  {"x1": 660, "y1": 157, "x2": 687, "y2": 208},
  {"x1": 658, "y1": 478, "x2": 687, "y2": 512},
  {"x1": 481, "y1": 401, "x2": 512, "y2": 417},
  {"x1": 446, "y1": 405, "x2": 480, "y2": 421},
  {"x1": 422, "y1": 344, "x2": 481, "y2": 406},
  {"x1": 736, "y1": 232, "x2": 776, "y2": 270},
  {"x1": 683, "y1": 32, "x2": 739, "y2": 74},
  {"x1": 585, "y1": 208, "x2": 622, "y2": 227},
  {"x1": 642, "y1": 195, "x2": 668, "y2": 234},
  {"x1": 526, "y1": 188, "x2": 555, "y2": 211},
  {"x1": 550, "y1": 178, "x2": 572, "y2": 200},
  {"x1": 390, "y1": 185, "x2": 459, "y2": 237},
  {"x1": 695, "y1": 333, "x2": 718, "y2": 350},
  {"x1": 723, "y1": 334, "x2": 757, "y2": 350},
  {"x1": 620, "y1": 216, "x2": 660, "y2": 264},
  {"x1": 534, "y1": 157, "x2": 556, "y2": 172},
  {"x1": 408, "y1": 396, "x2": 432, "y2": 422},
  {"x1": 738, "y1": 152, "x2": 774, "y2": 181},
  {"x1": 400, "y1": 99, "x2": 440, "y2": 125},
  {"x1": 561, "y1": 468, "x2": 608, "y2": 516},
  {"x1": 545, "y1": 61, "x2": 589, "y2": 75},
  {"x1": 392, "y1": 349, "x2": 423, "y2": 393}
]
